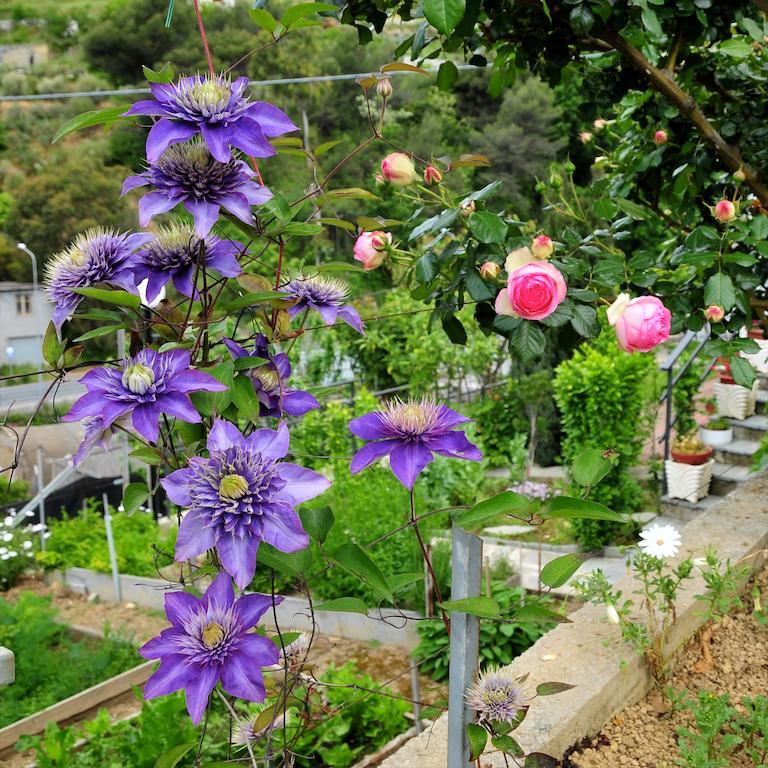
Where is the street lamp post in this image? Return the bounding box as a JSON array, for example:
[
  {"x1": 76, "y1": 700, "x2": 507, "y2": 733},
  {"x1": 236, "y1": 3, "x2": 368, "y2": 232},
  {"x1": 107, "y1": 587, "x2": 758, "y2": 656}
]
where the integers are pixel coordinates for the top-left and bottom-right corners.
[{"x1": 16, "y1": 242, "x2": 43, "y2": 388}]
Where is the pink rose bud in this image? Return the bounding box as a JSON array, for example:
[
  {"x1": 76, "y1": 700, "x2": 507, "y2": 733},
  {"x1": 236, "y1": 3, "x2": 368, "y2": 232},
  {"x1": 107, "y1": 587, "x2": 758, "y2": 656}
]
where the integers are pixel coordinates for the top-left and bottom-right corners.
[
  {"x1": 654, "y1": 129, "x2": 668, "y2": 145},
  {"x1": 578, "y1": 131, "x2": 593, "y2": 144},
  {"x1": 381, "y1": 152, "x2": 416, "y2": 186},
  {"x1": 704, "y1": 305, "x2": 725, "y2": 323},
  {"x1": 733, "y1": 168, "x2": 746, "y2": 182},
  {"x1": 713, "y1": 199, "x2": 737, "y2": 223},
  {"x1": 460, "y1": 199, "x2": 476, "y2": 216},
  {"x1": 593, "y1": 118, "x2": 607, "y2": 132},
  {"x1": 353, "y1": 230, "x2": 392, "y2": 270},
  {"x1": 479, "y1": 261, "x2": 500, "y2": 280},
  {"x1": 374, "y1": 173, "x2": 385, "y2": 184},
  {"x1": 531, "y1": 235, "x2": 554, "y2": 260},
  {"x1": 607, "y1": 293, "x2": 671, "y2": 353},
  {"x1": 495, "y1": 262, "x2": 567, "y2": 321},
  {"x1": 423, "y1": 165, "x2": 443, "y2": 185},
  {"x1": 376, "y1": 78, "x2": 393, "y2": 98}
]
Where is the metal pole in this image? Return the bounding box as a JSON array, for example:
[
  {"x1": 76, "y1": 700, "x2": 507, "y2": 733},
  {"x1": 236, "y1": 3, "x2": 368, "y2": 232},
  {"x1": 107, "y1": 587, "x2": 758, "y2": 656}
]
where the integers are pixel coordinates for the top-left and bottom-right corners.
[
  {"x1": 663, "y1": 367, "x2": 673, "y2": 494},
  {"x1": 36, "y1": 446, "x2": 46, "y2": 551},
  {"x1": 447, "y1": 527, "x2": 482, "y2": 768},
  {"x1": 410, "y1": 656, "x2": 422, "y2": 735},
  {"x1": 102, "y1": 492, "x2": 122, "y2": 602},
  {"x1": 16, "y1": 243, "x2": 42, "y2": 390}
]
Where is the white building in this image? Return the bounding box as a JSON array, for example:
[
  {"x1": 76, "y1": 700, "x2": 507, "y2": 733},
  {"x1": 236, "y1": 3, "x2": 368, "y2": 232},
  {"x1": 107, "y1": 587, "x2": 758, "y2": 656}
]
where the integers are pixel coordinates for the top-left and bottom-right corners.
[{"x1": 0, "y1": 282, "x2": 51, "y2": 365}]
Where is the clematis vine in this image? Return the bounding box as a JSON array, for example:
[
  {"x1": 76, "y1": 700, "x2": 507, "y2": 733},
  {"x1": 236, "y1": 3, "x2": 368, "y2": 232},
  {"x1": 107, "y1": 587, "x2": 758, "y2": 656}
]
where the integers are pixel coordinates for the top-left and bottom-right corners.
[
  {"x1": 124, "y1": 74, "x2": 297, "y2": 163},
  {"x1": 223, "y1": 335, "x2": 320, "y2": 418},
  {"x1": 349, "y1": 397, "x2": 482, "y2": 489},
  {"x1": 63, "y1": 349, "x2": 226, "y2": 444},
  {"x1": 282, "y1": 275, "x2": 365, "y2": 334},
  {"x1": 140, "y1": 572, "x2": 281, "y2": 724},
  {"x1": 163, "y1": 419, "x2": 329, "y2": 589}
]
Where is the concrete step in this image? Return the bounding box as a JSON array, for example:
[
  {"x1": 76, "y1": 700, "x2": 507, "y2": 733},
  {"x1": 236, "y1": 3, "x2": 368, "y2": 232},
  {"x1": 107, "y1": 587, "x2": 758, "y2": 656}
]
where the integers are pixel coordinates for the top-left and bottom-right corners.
[
  {"x1": 728, "y1": 414, "x2": 768, "y2": 441},
  {"x1": 710, "y1": 460, "x2": 756, "y2": 495},
  {"x1": 660, "y1": 493, "x2": 721, "y2": 522},
  {"x1": 714, "y1": 437, "x2": 761, "y2": 467},
  {"x1": 757, "y1": 390, "x2": 768, "y2": 414}
]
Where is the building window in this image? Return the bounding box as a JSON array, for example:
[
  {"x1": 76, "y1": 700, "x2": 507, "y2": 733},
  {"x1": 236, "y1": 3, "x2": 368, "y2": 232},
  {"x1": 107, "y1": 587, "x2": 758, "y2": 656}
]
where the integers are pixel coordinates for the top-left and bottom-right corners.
[{"x1": 15, "y1": 293, "x2": 31, "y2": 315}]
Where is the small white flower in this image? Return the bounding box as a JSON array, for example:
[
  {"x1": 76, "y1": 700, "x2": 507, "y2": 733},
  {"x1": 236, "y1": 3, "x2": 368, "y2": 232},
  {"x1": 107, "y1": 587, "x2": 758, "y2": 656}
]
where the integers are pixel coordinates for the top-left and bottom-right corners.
[
  {"x1": 22, "y1": 540, "x2": 32, "y2": 550},
  {"x1": 605, "y1": 603, "x2": 620, "y2": 625},
  {"x1": 25, "y1": 510, "x2": 35, "y2": 517},
  {"x1": 7, "y1": 550, "x2": 17, "y2": 558},
  {"x1": 0, "y1": 554, "x2": 9, "y2": 561},
  {"x1": 0, "y1": 547, "x2": 7, "y2": 555},
  {"x1": 638, "y1": 523, "x2": 681, "y2": 559},
  {"x1": 1, "y1": 533, "x2": 12, "y2": 542},
  {"x1": 3, "y1": 516, "x2": 13, "y2": 527},
  {"x1": 692, "y1": 557, "x2": 707, "y2": 570}
]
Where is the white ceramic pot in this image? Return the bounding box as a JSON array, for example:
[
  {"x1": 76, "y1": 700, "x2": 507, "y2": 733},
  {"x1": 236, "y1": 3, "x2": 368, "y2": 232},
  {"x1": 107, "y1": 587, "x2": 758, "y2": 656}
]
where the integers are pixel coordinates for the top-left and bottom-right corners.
[
  {"x1": 665, "y1": 458, "x2": 715, "y2": 503},
  {"x1": 700, "y1": 426, "x2": 733, "y2": 447},
  {"x1": 714, "y1": 381, "x2": 759, "y2": 420}
]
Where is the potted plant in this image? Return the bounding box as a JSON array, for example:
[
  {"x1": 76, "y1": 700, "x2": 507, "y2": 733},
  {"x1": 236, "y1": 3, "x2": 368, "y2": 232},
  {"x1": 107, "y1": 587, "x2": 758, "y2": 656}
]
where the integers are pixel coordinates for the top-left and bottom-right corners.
[
  {"x1": 666, "y1": 430, "x2": 715, "y2": 502},
  {"x1": 700, "y1": 417, "x2": 733, "y2": 447},
  {"x1": 714, "y1": 374, "x2": 758, "y2": 420}
]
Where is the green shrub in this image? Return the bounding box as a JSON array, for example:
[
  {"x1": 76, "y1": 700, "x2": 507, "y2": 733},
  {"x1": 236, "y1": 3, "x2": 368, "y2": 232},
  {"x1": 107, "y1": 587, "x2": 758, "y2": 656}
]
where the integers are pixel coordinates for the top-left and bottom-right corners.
[
  {"x1": 0, "y1": 593, "x2": 138, "y2": 728},
  {"x1": 412, "y1": 582, "x2": 554, "y2": 682},
  {"x1": 553, "y1": 325, "x2": 659, "y2": 549}
]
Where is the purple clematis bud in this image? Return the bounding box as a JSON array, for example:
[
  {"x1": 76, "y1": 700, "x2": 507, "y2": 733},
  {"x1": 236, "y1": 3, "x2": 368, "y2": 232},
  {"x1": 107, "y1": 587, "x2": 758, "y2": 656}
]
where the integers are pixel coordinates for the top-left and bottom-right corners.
[
  {"x1": 140, "y1": 572, "x2": 282, "y2": 724},
  {"x1": 349, "y1": 397, "x2": 482, "y2": 489},
  {"x1": 44, "y1": 228, "x2": 152, "y2": 330},
  {"x1": 163, "y1": 420, "x2": 329, "y2": 590},
  {"x1": 62, "y1": 348, "x2": 227, "y2": 445},
  {"x1": 281, "y1": 275, "x2": 364, "y2": 334},
  {"x1": 123, "y1": 74, "x2": 297, "y2": 164},
  {"x1": 131, "y1": 222, "x2": 244, "y2": 303},
  {"x1": 121, "y1": 139, "x2": 272, "y2": 237},
  {"x1": 223, "y1": 335, "x2": 319, "y2": 418}
]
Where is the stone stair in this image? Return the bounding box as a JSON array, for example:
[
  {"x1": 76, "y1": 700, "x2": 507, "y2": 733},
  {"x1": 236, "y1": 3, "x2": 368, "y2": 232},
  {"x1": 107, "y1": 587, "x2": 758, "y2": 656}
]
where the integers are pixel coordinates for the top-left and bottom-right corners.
[{"x1": 662, "y1": 376, "x2": 767, "y2": 519}]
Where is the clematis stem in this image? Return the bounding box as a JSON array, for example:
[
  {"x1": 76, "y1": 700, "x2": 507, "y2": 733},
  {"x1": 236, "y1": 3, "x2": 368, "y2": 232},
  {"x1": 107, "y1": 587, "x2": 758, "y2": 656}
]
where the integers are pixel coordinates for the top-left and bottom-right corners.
[
  {"x1": 192, "y1": 0, "x2": 215, "y2": 77},
  {"x1": 215, "y1": 689, "x2": 259, "y2": 768}
]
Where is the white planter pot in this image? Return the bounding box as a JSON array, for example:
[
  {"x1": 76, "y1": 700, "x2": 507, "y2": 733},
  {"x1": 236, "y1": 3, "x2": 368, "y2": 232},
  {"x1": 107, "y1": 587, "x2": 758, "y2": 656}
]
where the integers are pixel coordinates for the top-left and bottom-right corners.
[
  {"x1": 665, "y1": 458, "x2": 715, "y2": 503},
  {"x1": 714, "y1": 381, "x2": 758, "y2": 420},
  {"x1": 700, "y1": 427, "x2": 733, "y2": 447}
]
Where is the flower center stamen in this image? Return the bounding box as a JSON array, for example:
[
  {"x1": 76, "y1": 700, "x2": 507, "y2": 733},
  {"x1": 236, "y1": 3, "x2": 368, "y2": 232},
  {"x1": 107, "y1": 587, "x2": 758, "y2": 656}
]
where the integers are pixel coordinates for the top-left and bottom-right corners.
[
  {"x1": 201, "y1": 622, "x2": 225, "y2": 649},
  {"x1": 122, "y1": 363, "x2": 155, "y2": 395},
  {"x1": 253, "y1": 367, "x2": 280, "y2": 392},
  {"x1": 219, "y1": 473, "x2": 249, "y2": 500},
  {"x1": 190, "y1": 81, "x2": 230, "y2": 107}
]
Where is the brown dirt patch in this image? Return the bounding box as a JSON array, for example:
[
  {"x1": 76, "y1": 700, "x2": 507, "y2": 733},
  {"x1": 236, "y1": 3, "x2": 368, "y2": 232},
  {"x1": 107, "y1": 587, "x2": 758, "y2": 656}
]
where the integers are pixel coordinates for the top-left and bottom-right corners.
[{"x1": 566, "y1": 567, "x2": 768, "y2": 768}]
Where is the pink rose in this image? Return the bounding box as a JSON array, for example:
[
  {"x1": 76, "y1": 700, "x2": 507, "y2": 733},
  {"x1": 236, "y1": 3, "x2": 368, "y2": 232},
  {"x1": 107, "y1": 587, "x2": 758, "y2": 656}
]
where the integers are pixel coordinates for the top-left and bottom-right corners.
[
  {"x1": 495, "y1": 262, "x2": 567, "y2": 321},
  {"x1": 353, "y1": 231, "x2": 391, "y2": 270},
  {"x1": 713, "y1": 199, "x2": 736, "y2": 223},
  {"x1": 607, "y1": 293, "x2": 671, "y2": 353},
  {"x1": 380, "y1": 152, "x2": 416, "y2": 186},
  {"x1": 654, "y1": 129, "x2": 668, "y2": 145},
  {"x1": 704, "y1": 305, "x2": 725, "y2": 323},
  {"x1": 531, "y1": 235, "x2": 554, "y2": 260}
]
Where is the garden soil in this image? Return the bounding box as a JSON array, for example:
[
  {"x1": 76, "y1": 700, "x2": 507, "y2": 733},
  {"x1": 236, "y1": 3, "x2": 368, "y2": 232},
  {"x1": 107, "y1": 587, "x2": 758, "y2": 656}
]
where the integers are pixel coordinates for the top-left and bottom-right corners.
[{"x1": 565, "y1": 565, "x2": 768, "y2": 768}]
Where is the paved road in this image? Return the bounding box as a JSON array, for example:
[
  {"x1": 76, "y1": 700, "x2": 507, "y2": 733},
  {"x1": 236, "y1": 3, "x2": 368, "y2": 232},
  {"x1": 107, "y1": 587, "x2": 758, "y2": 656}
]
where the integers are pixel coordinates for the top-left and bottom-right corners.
[{"x1": 0, "y1": 378, "x2": 85, "y2": 411}]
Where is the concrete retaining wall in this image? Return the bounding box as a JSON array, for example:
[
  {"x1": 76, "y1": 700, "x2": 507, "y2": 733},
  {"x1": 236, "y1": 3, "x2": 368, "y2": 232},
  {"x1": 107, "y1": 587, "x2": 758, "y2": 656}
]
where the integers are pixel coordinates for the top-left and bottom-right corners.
[
  {"x1": 47, "y1": 568, "x2": 421, "y2": 649},
  {"x1": 0, "y1": 646, "x2": 13, "y2": 685},
  {"x1": 378, "y1": 473, "x2": 768, "y2": 767}
]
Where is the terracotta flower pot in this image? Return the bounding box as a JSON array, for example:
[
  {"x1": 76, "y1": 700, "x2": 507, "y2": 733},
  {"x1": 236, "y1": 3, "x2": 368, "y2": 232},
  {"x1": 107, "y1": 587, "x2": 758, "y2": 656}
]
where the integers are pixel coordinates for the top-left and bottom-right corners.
[
  {"x1": 720, "y1": 374, "x2": 736, "y2": 385},
  {"x1": 670, "y1": 446, "x2": 714, "y2": 465}
]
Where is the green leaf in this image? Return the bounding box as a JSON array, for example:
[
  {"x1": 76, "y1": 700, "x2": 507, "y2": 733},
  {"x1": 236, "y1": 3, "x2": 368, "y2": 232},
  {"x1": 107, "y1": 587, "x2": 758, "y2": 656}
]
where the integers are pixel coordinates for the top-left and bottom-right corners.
[
  {"x1": 593, "y1": 198, "x2": 618, "y2": 219},
  {"x1": 439, "y1": 596, "x2": 501, "y2": 619},
  {"x1": 189, "y1": 361, "x2": 233, "y2": 416},
  {"x1": 511, "y1": 604, "x2": 570, "y2": 624},
  {"x1": 259, "y1": 191, "x2": 292, "y2": 225},
  {"x1": 129, "y1": 446, "x2": 163, "y2": 466},
  {"x1": 465, "y1": 271, "x2": 497, "y2": 302},
  {"x1": 467, "y1": 723, "x2": 488, "y2": 761},
  {"x1": 314, "y1": 597, "x2": 369, "y2": 614},
  {"x1": 513, "y1": 323, "x2": 546, "y2": 362},
  {"x1": 42, "y1": 321, "x2": 64, "y2": 367},
  {"x1": 232, "y1": 375, "x2": 262, "y2": 423},
  {"x1": 570, "y1": 304, "x2": 597, "y2": 337},
  {"x1": 615, "y1": 198, "x2": 648, "y2": 220},
  {"x1": 281, "y1": 222, "x2": 325, "y2": 237},
  {"x1": 571, "y1": 448, "x2": 617, "y2": 487},
  {"x1": 142, "y1": 62, "x2": 174, "y2": 83},
  {"x1": 299, "y1": 506, "x2": 335, "y2": 544},
  {"x1": 73, "y1": 324, "x2": 126, "y2": 342},
  {"x1": 389, "y1": 572, "x2": 424, "y2": 591},
  {"x1": 569, "y1": 4, "x2": 594, "y2": 34},
  {"x1": 436, "y1": 60, "x2": 459, "y2": 91},
  {"x1": 704, "y1": 273, "x2": 737, "y2": 311},
  {"x1": 719, "y1": 38, "x2": 753, "y2": 58},
  {"x1": 123, "y1": 482, "x2": 149, "y2": 516},
  {"x1": 641, "y1": 7, "x2": 662, "y2": 37},
  {"x1": 282, "y1": 2, "x2": 336, "y2": 27},
  {"x1": 313, "y1": 139, "x2": 344, "y2": 157},
  {"x1": 541, "y1": 496, "x2": 625, "y2": 523},
  {"x1": 525, "y1": 754, "x2": 559, "y2": 768},
  {"x1": 53, "y1": 105, "x2": 128, "y2": 144},
  {"x1": 233, "y1": 356, "x2": 269, "y2": 371},
  {"x1": 257, "y1": 543, "x2": 314, "y2": 576},
  {"x1": 469, "y1": 211, "x2": 507, "y2": 244},
  {"x1": 330, "y1": 543, "x2": 393, "y2": 602},
  {"x1": 536, "y1": 681, "x2": 575, "y2": 696},
  {"x1": 539, "y1": 554, "x2": 585, "y2": 589},
  {"x1": 155, "y1": 743, "x2": 196, "y2": 768},
  {"x1": 415, "y1": 253, "x2": 437, "y2": 283},
  {"x1": 442, "y1": 314, "x2": 468, "y2": 345},
  {"x1": 423, "y1": 0, "x2": 466, "y2": 35},
  {"x1": 314, "y1": 260, "x2": 365, "y2": 273},
  {"x1": 72, "y1": 287, "x2": 141, "y2": 310},
  {"x1": 228, "y1": 291, "x2": 291, "y2": 311},
  {"x1": 730, "y1": 356, "x2": 756, "y2": 389},
  {"x1": 492, "y1": 734, "x2": 524, "y2": 757},
  {"x1": 249, "y1": 7, "x2": 278, "y2": 33},
  {"x1": 455, "y1": 491, "x2": 534, "y2": 529},
  {"x1": 380, "y1": 62, "x2": 431, "y2": 76}
]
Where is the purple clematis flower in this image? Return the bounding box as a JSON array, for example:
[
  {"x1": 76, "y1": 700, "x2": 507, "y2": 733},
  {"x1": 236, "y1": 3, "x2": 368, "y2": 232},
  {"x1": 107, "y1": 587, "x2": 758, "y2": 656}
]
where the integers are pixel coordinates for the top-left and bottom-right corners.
[
  {"x1": 122, "y1": 139, "x2": 272, "y2": 237},
  {"x1": 349, "y1": 397, "x2": 482, "y2": 489},
  {"x1": 44, "y1": 228, "x2": 152, "y2": 330},
  {"x1": 123, "y1": 74, "x2": 297, "y2": 164},
  {"x1": 62, "y1": 348, "x2": 226, "y2": 444},
  {"x1": 163, "y1": 419, "x2": 329, "y2": 589},
  {"x1": 223, "y1": 335, "x2": 319, "y2": 419},
  {"x1": 140, "y1": 572, "x2": 281, "y2": 724},
  {"x1": 131, "y1": 222, "x2": 243, "y2": 303},
  {"x1": 281, "y1": 275, "x2": 364, "y2": 334},
  {"x1": 72, "y1": 415, "x2": 122, "y2": 467}
]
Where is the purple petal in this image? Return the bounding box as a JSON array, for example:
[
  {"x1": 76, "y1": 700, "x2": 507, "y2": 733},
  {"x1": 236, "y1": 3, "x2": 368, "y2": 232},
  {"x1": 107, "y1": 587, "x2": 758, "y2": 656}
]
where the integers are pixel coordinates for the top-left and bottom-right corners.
[
  {"x1": 219, "y1": 192, "x2": 254, "y2": 225},
  {"x1": 146, "y1": 118, "x2": 197, "y2": 164},
  {"x1": 348, "y1": 412, "x2": 389, "y2": 440},
  {"x1": 236, "y1": 593, "x2": 281, "y2": 627},
  {"x1": 231, "y1": 119, "x2": 276, "y2": 158},
  {"x1": 216, "y1": 534, "x2": 258, "y2": 590},
  {"x1": 261, "y1": 506, "x2": 309, "y2": 553},
  {"x1": 184, "y1": 199, "x2": 220, "y2": 237},
  {"x1": 219, "y1": 651, "x2": 266, "y2": 702},
  {"x1": 247, "y1": 102, "x2": 299, "y2": 137},
  {"x1": 349, "y1": 439, "x2": 397, "y2": 475},
  {"x1": 164, "y1": 590, "x2": 201, "y2": 629},
  {"x1": 237, "y1": 633, "x2": 280, "y2": 666},
  {"x1": 139, "y1": 627, "x2": 181, "y2": 659},
  {"x1": 223, "y1": 338, "x2": 248, "y2": 359},
  {"x1": 426, "y1": 431, "x2": 483, "y2": 461},
  {"x1": 282, "y1": 390, "x2": 320, "y2": 417},
  {"x1": 171, "y1": 266, "x2": 196, "y2": 298},
  {"x1": 315, "y1": 304, "x2": 339, "y2": 326},
  {"x1": 201, "y1": 122, "x2": 233, "y2": 163},
  {"x1": 207, "y1": 419, "x2": 244, "y2": 452},
  {"x1": 160, "y1": 391, "x2": 203, "y2": 424},
  {"x1": 245, "y1": 422, "x2": 289, "y2": 461},
  {"x1": 389, "y1": 441, "x2": 434, "y2": 489},
  {"x1": 173, "y1": 369, "x2": 228, "y2": 394},
  {"x1": 123, "y1": 99, "x2": 168, "y2": 117},
  {"x1": 175, "y1": 509, "x2": 216, "y2": 561},
  {"x1": 207, "y1": 241, "x2": 242, "y2": 277},
  {"x1": 203, "y1": 571, "x2": 235, "y2": 609},
  {"x1": 131, "y1": 404, "x2": 161, "y2": 443},
  {"x1": 144, "y1": 655, "x2": 196, "y2": 699},
  {"x1": 338, "y1": 306, "x2": 365, "y2": 334},
  {"x1": 243, "y1": 183, "x2": 273, "y2": 206},
  {"x1": 437, "y1": 405, "x2": 472, "y2": 428},
  {"x1": 276, "y1": 463, "x2": 330, "y2": 505},
  {"x1": 138, "y1": 191, "x2": 180, "y2": 227},
  {"x1": 161, "y1": 467, "x2": 193, "y2": 506},
  {"x1": 122, "y1": 174, "x2": 149, "y2": 195},
  {"x1": 184, "y1": 664, "x2": 220, "y2": 724},
  {"x1": 138, "y1": 271, "x2": 169, "y2": 304}
]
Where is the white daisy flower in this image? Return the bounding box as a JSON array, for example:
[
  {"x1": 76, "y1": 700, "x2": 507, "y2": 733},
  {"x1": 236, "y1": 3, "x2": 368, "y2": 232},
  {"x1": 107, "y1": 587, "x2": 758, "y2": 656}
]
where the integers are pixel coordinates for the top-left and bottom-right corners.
[
  {"x1": 1, "y1": 533, "x2": 12, "y2": 542},
  {"x1": 638, "y1": 523, "x2": 681, "y2": 559},
  {"x1": 3, "y1": 516, "x2": 13, "y2": 527},
  {"x1": 22, "y1": 541, "x2": 33, "y2": 550}
]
